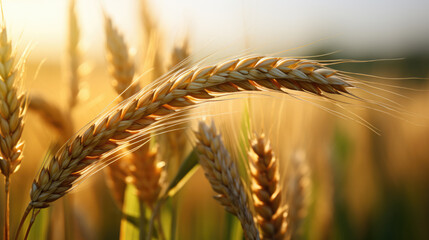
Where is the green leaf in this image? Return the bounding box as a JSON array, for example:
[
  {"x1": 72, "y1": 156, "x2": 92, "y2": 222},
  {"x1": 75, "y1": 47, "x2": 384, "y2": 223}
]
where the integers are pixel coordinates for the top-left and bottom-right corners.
[
  {"x1": 164, "y1": 149, "x2": 199, "y2": 198},
  {"x1": 120, "y1": 184, "x2": 140, "y2": 240}
]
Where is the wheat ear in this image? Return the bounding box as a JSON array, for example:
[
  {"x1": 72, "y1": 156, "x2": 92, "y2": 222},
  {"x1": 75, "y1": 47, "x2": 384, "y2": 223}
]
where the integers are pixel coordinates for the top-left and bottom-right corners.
[
  {"x1": 129, "y1": 145, "x2": 164, "y2": 208},
  {"x1": 195, "y1": 121, "x2": 260, "y2": 240},
  {"x1": 285, "y1": 152, "x2": 311, "y2": 239},
  {"x1": 26, "y1": 56, "x2": 351, "y2": 212},
  {"x1": 249, "y1": 134, "x2": 286, "y2": 240},
  {"x1": 0, "y1": 26, "x2": 25, "y2": 178},
  {"x1": 0, "y1": 22, "x2": 26, "y2": 240},
  {"x1": 104, "y1": 14, "x2": 140, "y2": 99}
]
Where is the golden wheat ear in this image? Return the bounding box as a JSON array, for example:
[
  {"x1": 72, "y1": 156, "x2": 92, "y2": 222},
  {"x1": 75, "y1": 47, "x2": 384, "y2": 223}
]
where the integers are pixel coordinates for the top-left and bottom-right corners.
[
  {"x1": 26, "y1": 56, "x2": 352, "y2": 211},
  {"x1": 195, "y1": 121, "x2": 260, "y2": 240},
  {"x1": 0, "y1": 16, "x2": 27, "y2": 239},
  {"x1": 249, "y1": 134, "x2": 286, "y2": 240},
  {"x1": 0, "y1": 25, "x2": 26, "y2": 178}
]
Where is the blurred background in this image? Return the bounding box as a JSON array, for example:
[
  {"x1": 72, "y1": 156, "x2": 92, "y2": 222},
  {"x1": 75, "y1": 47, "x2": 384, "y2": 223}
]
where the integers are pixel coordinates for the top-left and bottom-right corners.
[{"x1": 0, "y1": 0, "x2": 428, "y2": 239}]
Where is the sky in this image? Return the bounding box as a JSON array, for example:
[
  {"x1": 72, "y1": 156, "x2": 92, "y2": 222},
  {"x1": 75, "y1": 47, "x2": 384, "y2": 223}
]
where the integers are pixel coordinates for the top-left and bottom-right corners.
[{"x1": 3, "y1": 0, "x2": 429, "y2": 63}]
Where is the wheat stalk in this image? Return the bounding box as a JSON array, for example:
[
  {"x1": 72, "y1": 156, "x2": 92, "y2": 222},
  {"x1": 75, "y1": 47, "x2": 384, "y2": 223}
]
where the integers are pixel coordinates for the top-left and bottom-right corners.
[
  {"x1": 0, "y1": 22, "x2": 26, "y2": 240},
  {"x1": 249, "y1": 134, "x2": 286, "y2": 240},
  {"x1": 24, "y1": 56, "x2": 351, "y2": 215},
  {"x1": 194, "y1": 121, "x2": 260, "y2": 240}
]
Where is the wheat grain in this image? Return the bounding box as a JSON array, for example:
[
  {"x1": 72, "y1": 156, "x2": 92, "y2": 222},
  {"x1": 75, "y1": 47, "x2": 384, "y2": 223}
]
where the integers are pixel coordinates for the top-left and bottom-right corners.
[
  {"x1": 249, "y1": 134, "x2": 286, "y2": 240},
  {"x1": 195, "y1": 121, "x2": 260, "y2": 240},
  {"x1": 27, "y1": 56, "x2": 351, "y2": 210}
]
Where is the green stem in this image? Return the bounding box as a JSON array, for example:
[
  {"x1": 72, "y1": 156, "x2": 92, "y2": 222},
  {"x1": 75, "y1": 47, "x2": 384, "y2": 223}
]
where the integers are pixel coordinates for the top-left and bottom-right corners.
[
  {"x1": 139, "y1": 201, "x2": 147, "y2": 240},
  {"x1": 146, "y1": 197, "x2": 165, "y2": 240}
]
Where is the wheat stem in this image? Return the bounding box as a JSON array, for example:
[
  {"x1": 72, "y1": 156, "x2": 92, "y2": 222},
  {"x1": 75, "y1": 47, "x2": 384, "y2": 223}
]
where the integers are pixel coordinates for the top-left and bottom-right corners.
[{"x1": 4, "y1": 176, "x2": 9, "y2": 240}]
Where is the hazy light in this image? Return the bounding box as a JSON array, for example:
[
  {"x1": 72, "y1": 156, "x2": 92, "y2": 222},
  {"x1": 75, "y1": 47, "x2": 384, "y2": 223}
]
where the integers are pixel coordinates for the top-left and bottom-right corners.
[{"x1": 3, "y1": 0, "x2": 429, "y2": 63}]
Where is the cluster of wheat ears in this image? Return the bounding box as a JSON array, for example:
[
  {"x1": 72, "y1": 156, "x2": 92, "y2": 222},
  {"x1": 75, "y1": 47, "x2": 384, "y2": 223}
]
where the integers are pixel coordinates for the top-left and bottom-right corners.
[{"x1": 0, "y1": 0, "x2": 381, "y2": 240}]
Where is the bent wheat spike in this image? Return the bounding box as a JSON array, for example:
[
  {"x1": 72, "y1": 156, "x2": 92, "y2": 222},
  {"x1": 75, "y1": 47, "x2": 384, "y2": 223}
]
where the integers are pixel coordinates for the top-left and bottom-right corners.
[
  {"x1": 249, "y1": 135, "x2": 285, "y2": 240},
  {"x1": 195, "y1": 121, "x2": 260, "y2": 240},
  {"x1": 27, "y1": 56, "x2": 352, "y2": 210}
]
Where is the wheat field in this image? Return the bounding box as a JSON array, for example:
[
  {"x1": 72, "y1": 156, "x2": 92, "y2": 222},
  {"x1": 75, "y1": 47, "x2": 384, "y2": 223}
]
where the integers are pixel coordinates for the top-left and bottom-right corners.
[{"x1": 0, "y1": 0, "x2": 428, "y2": 240}]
